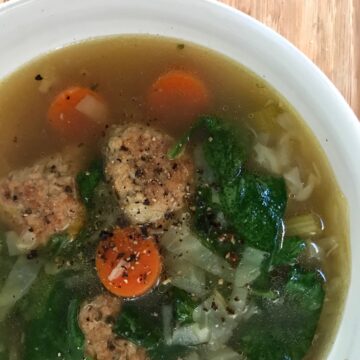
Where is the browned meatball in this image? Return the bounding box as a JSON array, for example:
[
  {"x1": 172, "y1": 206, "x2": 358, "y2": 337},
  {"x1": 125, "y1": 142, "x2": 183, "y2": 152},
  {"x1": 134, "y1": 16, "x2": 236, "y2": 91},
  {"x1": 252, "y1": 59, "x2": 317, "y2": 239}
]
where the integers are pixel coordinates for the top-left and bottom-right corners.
[
  {"x1": 78, "y1": 294, "x2": 148, "y2": 360},
  {"x1": 104, "y1": 124, "x2": 193, "y2": 225},
  {"x1": 0, "y1": 147, "x2": 85, "y2": 250}
]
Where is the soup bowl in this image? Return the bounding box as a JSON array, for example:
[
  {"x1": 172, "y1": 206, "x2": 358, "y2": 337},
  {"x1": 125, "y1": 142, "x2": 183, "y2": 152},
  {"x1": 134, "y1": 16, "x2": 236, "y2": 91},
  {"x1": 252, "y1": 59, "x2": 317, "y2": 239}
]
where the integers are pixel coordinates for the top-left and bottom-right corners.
[{"x1": 0, "y1": 0, "x2": 359, "y2": 358}]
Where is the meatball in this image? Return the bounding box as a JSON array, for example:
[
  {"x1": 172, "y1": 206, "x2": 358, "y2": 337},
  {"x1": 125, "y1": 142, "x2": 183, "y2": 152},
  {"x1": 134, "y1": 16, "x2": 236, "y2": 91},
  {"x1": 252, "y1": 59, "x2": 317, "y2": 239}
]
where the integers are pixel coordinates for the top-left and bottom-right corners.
[
  {"x1": 0, "y1": 147, "x2": 85, "y2": 250},
  {"x1": 104, "y1": 124, "x2": 193, "y2": 224},
  {"x1": 79, "y1": 294, "x2": 147, "y2": 360}
]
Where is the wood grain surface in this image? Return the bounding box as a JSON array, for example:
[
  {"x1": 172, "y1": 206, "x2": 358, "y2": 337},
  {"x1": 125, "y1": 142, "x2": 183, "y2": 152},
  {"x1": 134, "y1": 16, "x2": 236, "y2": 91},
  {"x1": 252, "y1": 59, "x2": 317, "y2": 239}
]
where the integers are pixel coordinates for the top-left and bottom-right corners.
[
  {"x1": 0, "y1": 0, "x2": 358, "y2": 117},
  {"x1": 219, "y1": 0, "x2": 360, "y2": 118}
]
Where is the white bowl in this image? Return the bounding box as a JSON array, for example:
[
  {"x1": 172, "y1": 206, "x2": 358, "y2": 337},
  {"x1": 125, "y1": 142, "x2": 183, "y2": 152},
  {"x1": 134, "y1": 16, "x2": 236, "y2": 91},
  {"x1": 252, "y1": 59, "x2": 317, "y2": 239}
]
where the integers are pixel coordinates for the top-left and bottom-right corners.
[{"x1": 0, "y1": 0, "x2": 359, "y2": 358}]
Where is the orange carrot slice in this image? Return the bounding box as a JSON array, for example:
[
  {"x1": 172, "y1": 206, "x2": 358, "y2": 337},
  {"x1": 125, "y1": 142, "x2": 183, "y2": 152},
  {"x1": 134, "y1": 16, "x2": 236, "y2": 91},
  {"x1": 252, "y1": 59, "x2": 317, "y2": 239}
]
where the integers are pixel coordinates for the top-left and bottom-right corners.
[
  {"x1": 47, "y1": 86, "x2": 108, "y2": 140},
  {"x1": 96, "y1": 227, "x2": 162, "y2": 298},
  {"x1": 147, "y1": 70, "x2": 210, "y2": 131}
]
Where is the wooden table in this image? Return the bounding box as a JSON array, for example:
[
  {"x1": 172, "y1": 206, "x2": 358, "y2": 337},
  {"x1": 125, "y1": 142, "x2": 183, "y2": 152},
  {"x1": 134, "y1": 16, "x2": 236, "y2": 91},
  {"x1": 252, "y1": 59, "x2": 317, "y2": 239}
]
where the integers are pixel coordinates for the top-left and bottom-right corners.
[
  {"x1": 219, "y1": 0, "x2": 359, "y2": 118},
  {"x1": 1, "y1": 0, "x2": 358, "y2": 118}
]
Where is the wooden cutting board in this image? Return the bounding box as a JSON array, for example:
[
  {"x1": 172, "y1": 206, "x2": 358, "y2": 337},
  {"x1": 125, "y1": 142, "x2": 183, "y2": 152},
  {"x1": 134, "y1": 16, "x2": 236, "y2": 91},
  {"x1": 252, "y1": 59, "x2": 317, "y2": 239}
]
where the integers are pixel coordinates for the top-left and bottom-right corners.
[{"x1": 1, "y1": 0, "x2": 358, "y2": 118}]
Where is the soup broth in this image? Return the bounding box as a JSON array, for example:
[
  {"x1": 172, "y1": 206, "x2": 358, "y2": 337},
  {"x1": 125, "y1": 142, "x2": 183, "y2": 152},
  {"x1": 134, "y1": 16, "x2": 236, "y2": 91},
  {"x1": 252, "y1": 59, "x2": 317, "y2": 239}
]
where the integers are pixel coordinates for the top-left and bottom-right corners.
[{"x1": 0, "y1": 36, "x2": 349, "y2": 360}]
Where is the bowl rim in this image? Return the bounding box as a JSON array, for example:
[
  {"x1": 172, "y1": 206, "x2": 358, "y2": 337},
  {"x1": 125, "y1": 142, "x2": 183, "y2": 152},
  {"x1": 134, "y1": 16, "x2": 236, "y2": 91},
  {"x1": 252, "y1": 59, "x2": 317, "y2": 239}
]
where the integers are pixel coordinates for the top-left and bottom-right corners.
[{"x1": 0, "y1": 0, "x2": 360, "y2": 358}]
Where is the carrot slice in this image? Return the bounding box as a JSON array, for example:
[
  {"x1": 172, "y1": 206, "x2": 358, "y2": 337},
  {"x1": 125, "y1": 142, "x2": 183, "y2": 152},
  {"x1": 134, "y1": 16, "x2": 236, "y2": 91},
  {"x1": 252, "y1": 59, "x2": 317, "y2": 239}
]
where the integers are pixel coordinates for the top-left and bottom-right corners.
[
  {"x1": 47, "y1": 86, "x2": 108, "y2": 140},
  {"x1": 147, "y1": 70, "x2": 210, "y2": 131},
  {"x1": 96, "y1": 227, "x2": 162, "y2": 298}
]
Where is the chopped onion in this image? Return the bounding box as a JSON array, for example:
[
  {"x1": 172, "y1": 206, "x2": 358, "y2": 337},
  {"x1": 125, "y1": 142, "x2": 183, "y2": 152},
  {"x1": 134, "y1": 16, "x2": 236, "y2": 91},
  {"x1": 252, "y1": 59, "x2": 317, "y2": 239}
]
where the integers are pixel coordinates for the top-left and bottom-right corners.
[
  {"x1": 171, "y1": 323, "x2": 210, "y2": 346},
  {"x1": 75, "y1": 94, "x2": 108, "y2": 124},
  {"x1": 164, "y1": 253, "x2": 208, "y2": 297},
  {"x1": 160, "y1": 217, "x2": 234, "y2": 282},
  {"x1": 253, "y1": 143, "x2": 281, "y2": 174},
  {"x1": 0, "y1": 256, "x2": 42, "y2": 320},
  {"x1": 108, "y1": 258, "x2": 129, "y2": 281},
  {"x1": 193, "y1": 290, "x2": 237, "y2": 349},
  {"x1": 284, "y1": 167, "x2": 319, "y2": 201},
  {"x1": 253, "y1": 134, "x2": 292, "y2": 175},
  {"x1": 162, "y1": 304, "x2": 173, "y2": 345},
  {"x1": 230, "y1": 247, "x2": 266, "y2": 313},
  {"x1": 17, "y1": 230, "x2": 37, "y2": 251},
  {"x1": 5, "y1": 232, "x2": 24, "y2": 256}
]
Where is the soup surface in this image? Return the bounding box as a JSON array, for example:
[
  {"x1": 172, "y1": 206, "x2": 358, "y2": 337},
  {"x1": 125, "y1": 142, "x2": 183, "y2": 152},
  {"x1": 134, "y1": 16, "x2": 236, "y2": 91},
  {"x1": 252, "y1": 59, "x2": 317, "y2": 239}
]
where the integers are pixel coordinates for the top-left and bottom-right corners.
[{"x1": 0, "y1": 36, "x2": 349, "y2": 360}]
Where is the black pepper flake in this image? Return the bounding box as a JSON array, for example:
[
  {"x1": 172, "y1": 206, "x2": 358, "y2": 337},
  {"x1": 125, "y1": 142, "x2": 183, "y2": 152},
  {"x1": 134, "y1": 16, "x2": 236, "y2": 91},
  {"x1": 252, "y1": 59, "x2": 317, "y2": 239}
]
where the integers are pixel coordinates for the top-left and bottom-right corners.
[
  {"x1": 164, "y1": 211, "x2": 174, "y2": 220},
  {"x1": 64, "y1": 185, "x2": 73, "y2": 194},
  {"x1": 120, "y1": 145, "x2": 129, "y2": 151},
  {"x1": 135, "y1": 168, "x2": 144, "y2": 178},
  {"x1": 24, "y1": 208, "x2": 33, "y2": 215},
  {"x1": 107, "y1": 340, "x2": 116, "y2": 351},
  {"x1": 226, "y1": 306, "x2": 235, "y2": 315},
  {"x1": 143, "y1": 198, "x2": 150, "y2": 206},
  {"x1": 34, "y1": 74, "x2": 43, "y2": 81},
  {"x1": 99, "y1": 230, "x2": 114, "y2": 240},
  {"x1": 105, "y1": 315, "x2": 115, "y2": 325},
  {"x1": 12, "y1": 195, "x2": 18, "y2": 201},
  {"x1": 27, "y1": 250, "x2": 38, "y2": 260},
  {"x1": 140, "y1": 225, "x2": 149, "y2": 237},
  {"x1": 177, "y1": 43, "x2": 185, "y2": 50},
  {"x1": 211, "y1": 301, "x2": 218, "y2": 311},
  {"x1": 90, "y1": 83, "x2": 99, "y2": 91}
]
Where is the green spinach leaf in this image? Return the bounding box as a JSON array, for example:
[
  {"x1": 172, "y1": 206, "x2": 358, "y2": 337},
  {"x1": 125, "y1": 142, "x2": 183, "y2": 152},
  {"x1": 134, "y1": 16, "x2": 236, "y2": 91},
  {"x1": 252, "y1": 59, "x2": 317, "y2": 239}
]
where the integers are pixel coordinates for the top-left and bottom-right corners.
[
  {"x1": 272, "y1": 237, "x2": 306, "y2": 267},
  {"x1": 173, "y1": 288, "x2": 199, "y2": 325},
  {"x1": 234, "y1": 267, "x2": 325, "y2": 360},
  {"x1": 220, "y1": 173, "x2": 287, "y2": 252},
  {"x1": 76, "y1": 159, "x2": 104, "y2": 206},
  {"x1": 193, "y1": 185, "x2": 241, "y2": 261}
]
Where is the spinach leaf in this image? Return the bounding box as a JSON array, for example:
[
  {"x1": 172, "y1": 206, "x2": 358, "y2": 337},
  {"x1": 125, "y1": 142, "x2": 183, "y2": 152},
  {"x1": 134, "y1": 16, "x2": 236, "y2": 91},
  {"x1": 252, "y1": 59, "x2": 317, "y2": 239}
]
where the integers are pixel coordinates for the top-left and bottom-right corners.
[
  {"x1": 234, "y1": 267, "x2": 325, "y2": 360},
  {"x1": 76, "y1": 159, "x2": 104, "y2": 206},
  {"x1": 193, "y1": 185, "x2": 241, "y2": 260},
  {"x1": 115, "y1": 302, "x2": 191, "y2": 360},
  {"x1": 272, "y1": 237, "x2": 306, "y2": 267},
  {"x1": 220, "y1": 173, "x2": 287, "y2": 252},
  {"x1": 149, "y1": 344, "x2": 190, "y2": 360},
  {"x1": 169, "y1": 116, "x2": 249, "y2": 181},
  {"x1": 173, "y1": 288, "x2": 198, "y2": 325},
  {"x1": 200, "y1": 116, "x2": 248, "y2": 182},
  {"x1": 171, "y1": 116, "x2": 287, "y2": 252},
  {"x1": 22, "y1": 271, "x2": 88, "y2": 360},
  {"x1": 285, "y1": 267, "x2": 324, "y2": 312},
  {"x1": 66, "y1": 299, "x2": 85, "y2": 360},
  {"x1": 114, "y1": 306, "x2": 162, "y2": 350}
]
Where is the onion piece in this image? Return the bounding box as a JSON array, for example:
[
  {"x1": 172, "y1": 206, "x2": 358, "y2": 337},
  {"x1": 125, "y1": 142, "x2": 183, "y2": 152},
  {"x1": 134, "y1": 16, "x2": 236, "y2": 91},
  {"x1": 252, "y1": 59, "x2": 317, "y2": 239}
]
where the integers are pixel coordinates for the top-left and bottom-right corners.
[
  {"x1": 162, "y1": 304, "x2": 173, "y2": 345},
  {"x1": 171, "y1": 323, "x2": 210, "y2": 346},
  {"x1": 5, "y1": 232, "x2": 24, "y2": 256},
  {"x1": 253, "y1": 134, "x2": 292, "y2": 175},
  {"x1": 164, "y1": 253, "x2": 208, "y2": 297},
  {"x1": 0, "y1": 256, "x2": 43, "y2": 320},
  {"x1": 160, "y1": 217, "x2": 234, "y2": 283},
  {"x1": 284, "y1": 167, "x2": 319, "y2": 201},
  {"x1": 75, "y1": 94, "x2": 108, "y2": 124},
  {"x1": 230, "y1": 247, "x2": 266, "y2": 313}
]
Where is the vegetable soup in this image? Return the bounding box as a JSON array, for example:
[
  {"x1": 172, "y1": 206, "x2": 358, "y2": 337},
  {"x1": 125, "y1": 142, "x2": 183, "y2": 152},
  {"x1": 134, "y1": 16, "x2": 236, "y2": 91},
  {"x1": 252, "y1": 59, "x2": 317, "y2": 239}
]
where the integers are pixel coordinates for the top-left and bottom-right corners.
[{"x1": 0, "y1": 36, "x2": 349, "y2": 360}]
